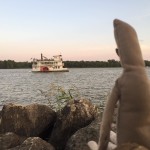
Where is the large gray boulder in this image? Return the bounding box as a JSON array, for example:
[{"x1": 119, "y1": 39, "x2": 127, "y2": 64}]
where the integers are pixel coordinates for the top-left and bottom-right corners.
[
  {"x1": 0, "y1": 103, "x2": 56, "y2": 137},
  {"x1": 49, "y1": 99, "x2": 98, "y2": 150},
  {"x1": 65, "y1": 116, "x2": 101, "y2": 150},
  {"x1": 9, "y1": 137, "x2": 55, "y2": 150}
]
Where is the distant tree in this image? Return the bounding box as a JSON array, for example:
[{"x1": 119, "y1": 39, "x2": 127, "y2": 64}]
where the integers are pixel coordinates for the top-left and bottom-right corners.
[
  {"x1": 145, "y1": 60, "x2": 150, "y2": 67},
  {"x1": 107, "y1": 59, "x2": 121, "y2": 67}
]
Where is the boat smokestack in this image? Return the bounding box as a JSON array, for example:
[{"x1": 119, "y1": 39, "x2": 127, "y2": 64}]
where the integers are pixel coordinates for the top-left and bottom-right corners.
[{"x1": 41, "y1": 53, "x2": 43, "y2": 60}]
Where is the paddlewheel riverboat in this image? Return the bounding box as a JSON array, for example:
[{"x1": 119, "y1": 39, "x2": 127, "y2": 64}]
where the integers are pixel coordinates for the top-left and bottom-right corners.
[{"x1": 32, "y1": 54, "x2": 69, "y2": 72}]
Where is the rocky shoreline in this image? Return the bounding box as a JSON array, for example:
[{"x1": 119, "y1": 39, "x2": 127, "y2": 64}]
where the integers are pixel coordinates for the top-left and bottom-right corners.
[
  {"x1": 0, "y1": 99, "x2": 148, "y2": 150},
  {"x1": 0, "y1": 99, "x2": 99, "y2": 150}
]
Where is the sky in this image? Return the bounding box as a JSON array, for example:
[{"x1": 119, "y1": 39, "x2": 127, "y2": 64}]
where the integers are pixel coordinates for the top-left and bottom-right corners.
[{"x1": 0, "y1": 0, "x2": 150, "y2": 62}]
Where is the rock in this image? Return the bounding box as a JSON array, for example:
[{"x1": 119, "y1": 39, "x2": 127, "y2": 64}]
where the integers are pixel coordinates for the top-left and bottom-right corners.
[
  {"x1": 65, "y1": 116, "x2": 101, "y2": 150},
  {"x1": 0, "y1": 132, "x2": 25, "y2": 149},
  {"x1": 49, "y1": 99, "x2": 98, "y2": 150},
  {"x1": 9, "y1": 137, "x2": 55, "y2": 150},
  {"x1": 0, "y1": 110, "x2": 2, "y2": 133},
  {"x1": 0, "y1": 110, "x2": 1, "y2": 118},
  {"x1": 0, "y1": 103, "x2": 56, "y2": 138},
  {"x1": 114, "y1": 143, "x2": 148, "y2": 150}
]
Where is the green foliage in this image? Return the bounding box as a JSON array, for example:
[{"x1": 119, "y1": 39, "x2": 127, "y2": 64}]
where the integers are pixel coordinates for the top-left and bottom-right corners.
[{"x1": 38, "y1": 84, "x2": 81, "y2": 111}]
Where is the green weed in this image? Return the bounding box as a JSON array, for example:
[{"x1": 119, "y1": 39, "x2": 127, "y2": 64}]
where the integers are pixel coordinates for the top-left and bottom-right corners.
[{"x1": 38, "y1": 83, "x2": 81, "y2": 111}]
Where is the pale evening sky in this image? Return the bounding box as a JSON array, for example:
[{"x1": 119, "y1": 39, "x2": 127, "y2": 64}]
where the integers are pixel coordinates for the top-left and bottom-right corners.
[{"x1": 0, "y1": 0, "x2": 150, "y2": 61}]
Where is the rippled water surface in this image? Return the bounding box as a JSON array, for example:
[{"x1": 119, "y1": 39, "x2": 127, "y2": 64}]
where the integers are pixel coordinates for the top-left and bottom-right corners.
[{"x1": 0, "y1": 68, "x2": 150, "y2": 109}]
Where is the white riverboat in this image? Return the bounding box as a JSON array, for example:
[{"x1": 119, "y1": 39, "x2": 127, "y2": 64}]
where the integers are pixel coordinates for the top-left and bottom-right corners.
[{"x1": 32, "y1": 53, "x2": 69, "y2": 72}]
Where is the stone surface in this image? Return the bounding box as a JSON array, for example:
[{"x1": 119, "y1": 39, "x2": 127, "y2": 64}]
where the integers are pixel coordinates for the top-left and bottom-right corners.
[
  {"x1": 114, "y1": 143, "x2": 149, "y2": 150},
  {"x1": 65, "y1": 116, "x2": 101, "y2": 150},
  {"x1": 0, "y1": 103, "x2": 56, "y2": 137},
  {"x1": 9, "y1": 137, "x2": 55, "y2": 150},
  {"x1": 0, "y1": 132, "x2": 25, "y2": 149},
  {"x1": 49, "y1": 99, "x2": 98, "y2": 150},
  {"x1": 0, "y1": 110, "x2": 2, "y2": 133}
]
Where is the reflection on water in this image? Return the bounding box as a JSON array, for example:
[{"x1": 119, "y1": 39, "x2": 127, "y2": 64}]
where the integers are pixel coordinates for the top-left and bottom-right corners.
[{"x1": 0, "y1": 68, "x2": 150, "y2": 108}]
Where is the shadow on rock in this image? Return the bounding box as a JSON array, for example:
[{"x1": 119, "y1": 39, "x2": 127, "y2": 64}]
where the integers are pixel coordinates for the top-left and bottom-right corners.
[{"x1": 65, "y1": 115, "x2": 101, "y2": 150}]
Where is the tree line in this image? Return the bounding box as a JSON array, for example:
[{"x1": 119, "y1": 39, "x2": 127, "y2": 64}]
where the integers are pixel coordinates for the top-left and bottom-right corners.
[
  {"x1": 64, "y1": 60, "x2": 121, "y2": 68},
  {"x1": 0, "y1": 60, "x2": 32, "y2": 69},
  {"x1": 0, "y1": 59, "x2": 150, "y2": 69}
]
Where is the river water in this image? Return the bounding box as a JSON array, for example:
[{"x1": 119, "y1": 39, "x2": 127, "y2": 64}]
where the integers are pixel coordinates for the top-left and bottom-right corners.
[{"x1": 0, "y1": 68, "x2": 150, "y2": 110}]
